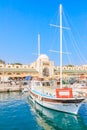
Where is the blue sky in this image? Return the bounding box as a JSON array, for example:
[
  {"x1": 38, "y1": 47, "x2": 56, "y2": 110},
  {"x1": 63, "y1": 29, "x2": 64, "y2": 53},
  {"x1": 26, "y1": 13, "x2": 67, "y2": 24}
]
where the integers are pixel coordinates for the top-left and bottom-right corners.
[{"x1": 0, "y1": 0, "x2": 87, "y2": 65}]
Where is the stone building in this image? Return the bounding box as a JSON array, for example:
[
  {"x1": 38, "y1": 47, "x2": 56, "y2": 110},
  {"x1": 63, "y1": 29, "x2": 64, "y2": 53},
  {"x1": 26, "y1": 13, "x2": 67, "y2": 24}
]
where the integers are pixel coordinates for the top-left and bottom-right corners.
[
  {"x1": 30, "y1": 54, "x2": 54, "y2": 78},
  {"x1": 0, "y1": 54, "x2": 87, "y2": 81}
]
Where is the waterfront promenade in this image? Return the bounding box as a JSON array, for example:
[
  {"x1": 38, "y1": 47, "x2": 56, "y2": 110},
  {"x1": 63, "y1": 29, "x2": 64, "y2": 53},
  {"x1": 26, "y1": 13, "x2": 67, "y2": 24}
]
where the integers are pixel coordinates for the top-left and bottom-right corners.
[{"x1": 0, "y1": 82, "x2": 23, "y2": 92}]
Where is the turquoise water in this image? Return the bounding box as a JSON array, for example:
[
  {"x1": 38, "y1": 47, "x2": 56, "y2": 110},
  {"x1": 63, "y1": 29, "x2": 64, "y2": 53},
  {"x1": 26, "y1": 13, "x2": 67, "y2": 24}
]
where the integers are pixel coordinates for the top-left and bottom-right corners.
[{"x1": 0, "y1": 92, "x2": 87, "y2": 130}]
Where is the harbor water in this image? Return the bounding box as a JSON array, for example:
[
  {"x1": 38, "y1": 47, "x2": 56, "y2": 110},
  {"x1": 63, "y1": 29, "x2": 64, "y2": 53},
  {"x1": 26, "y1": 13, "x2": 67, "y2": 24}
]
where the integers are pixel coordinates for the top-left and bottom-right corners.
[{"x1": 0, "y1": 92, "x2": 87, "y2": 130}]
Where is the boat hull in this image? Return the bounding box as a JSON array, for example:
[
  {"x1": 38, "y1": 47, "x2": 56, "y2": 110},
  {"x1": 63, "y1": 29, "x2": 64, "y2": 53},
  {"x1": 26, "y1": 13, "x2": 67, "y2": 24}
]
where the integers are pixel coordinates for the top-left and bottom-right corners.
[{"x1": 29, "y1": 89, "x2": 84, "y2": 115}]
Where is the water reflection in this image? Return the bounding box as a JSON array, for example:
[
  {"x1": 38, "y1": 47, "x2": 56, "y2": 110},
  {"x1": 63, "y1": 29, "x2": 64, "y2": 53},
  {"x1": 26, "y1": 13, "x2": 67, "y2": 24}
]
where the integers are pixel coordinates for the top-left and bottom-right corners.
[
  {"x1": 79, "y1": 103, "x2": 87, "y2": 127},
  {"x1": 27, "y1": 96, "x2": 87, "y2": 130},
  {"x1": 0, "y1": 92, "x2": 39, "y2": 130}
]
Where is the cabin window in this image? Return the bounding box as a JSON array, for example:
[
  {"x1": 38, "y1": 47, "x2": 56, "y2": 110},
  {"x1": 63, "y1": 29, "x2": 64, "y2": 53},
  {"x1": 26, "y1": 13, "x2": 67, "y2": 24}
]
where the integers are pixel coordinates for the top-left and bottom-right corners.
[
  {"x1": 35, "y1": 82, "x2": 40, "y2": 86},
  {"x1": 46, "y1": 82, "x2": 50, "y2": 86},
  {"x1": 42, "y1": 82, "x2": 50, "y2": 86}
]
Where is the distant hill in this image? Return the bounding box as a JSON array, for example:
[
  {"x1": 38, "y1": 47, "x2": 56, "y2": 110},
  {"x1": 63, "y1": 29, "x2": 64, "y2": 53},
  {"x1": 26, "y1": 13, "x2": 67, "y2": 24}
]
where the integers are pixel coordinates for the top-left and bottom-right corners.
[
  {"x1": 0, "y1": 59, "x2": 5, "y2": 64},
  {"x1": 11, "y1": 63, "x2": 23, "y2": 65}
]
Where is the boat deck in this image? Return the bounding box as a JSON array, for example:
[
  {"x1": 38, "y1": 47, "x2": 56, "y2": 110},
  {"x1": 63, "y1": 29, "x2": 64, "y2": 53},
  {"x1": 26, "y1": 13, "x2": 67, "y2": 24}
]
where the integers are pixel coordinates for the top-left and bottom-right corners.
[{"x1": 31, "y1": 85, "x2": 87, "y2": 98}]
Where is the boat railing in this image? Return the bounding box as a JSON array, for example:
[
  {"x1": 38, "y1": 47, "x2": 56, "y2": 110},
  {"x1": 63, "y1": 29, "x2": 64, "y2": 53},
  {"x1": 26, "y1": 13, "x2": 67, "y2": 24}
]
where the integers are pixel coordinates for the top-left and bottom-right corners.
[{"x1": 73, "y1": 89, "x2": 87, "y2": 98}]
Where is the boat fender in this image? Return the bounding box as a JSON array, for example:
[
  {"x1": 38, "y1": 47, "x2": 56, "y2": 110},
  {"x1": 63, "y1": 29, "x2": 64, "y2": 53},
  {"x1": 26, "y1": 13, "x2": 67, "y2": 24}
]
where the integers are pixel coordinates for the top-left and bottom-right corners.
[{"x1": 38, "y1": 96, "x2": 42, "y2": 101}]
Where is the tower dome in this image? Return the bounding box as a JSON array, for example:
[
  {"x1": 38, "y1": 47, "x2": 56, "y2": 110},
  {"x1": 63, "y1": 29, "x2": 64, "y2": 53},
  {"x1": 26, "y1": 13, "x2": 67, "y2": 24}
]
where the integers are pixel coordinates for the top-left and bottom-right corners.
[{"x1": 37, "y1": 54, "x2": 49, "y2": 61}]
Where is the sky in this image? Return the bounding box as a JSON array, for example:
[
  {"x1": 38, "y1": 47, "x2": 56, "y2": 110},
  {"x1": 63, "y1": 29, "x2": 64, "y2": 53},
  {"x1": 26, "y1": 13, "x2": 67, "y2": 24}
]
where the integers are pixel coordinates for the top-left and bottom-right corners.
[{"x1": 0, "y1": 0, "x2": 87, "y2": 66}]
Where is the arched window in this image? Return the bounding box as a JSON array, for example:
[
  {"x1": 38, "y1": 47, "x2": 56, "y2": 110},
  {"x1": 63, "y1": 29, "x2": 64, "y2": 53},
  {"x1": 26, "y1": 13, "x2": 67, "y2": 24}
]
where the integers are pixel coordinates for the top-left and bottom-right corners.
[
  {"x1": 43, "y1": 68, "x2": 49, "y2": 77},
  {"x1": 16, "y1": 66, "x2": 19, "y2": 68},
  {"x1": 7, "y1": 73, "x2": 12, "y2": 75}
]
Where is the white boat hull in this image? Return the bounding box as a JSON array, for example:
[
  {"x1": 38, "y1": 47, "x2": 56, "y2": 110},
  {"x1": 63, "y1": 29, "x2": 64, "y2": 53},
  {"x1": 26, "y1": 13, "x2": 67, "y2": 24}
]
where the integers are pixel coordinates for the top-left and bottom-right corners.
[
  {"x1": 36, "y1": 99, "x2": 80, "y2": 115},
  {"x1": 29, "y1": 89, "x2": 84, "y2": 115}
]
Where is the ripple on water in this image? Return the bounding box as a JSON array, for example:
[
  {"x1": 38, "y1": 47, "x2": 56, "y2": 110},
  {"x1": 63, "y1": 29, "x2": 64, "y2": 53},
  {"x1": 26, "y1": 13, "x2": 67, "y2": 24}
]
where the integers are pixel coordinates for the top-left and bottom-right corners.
[
  {"x1": 0, "y1": 92, "x2": 87, "y2": 130},
  {"x1": 0, "y1": 92, "x2": 43, "y2": 130}
]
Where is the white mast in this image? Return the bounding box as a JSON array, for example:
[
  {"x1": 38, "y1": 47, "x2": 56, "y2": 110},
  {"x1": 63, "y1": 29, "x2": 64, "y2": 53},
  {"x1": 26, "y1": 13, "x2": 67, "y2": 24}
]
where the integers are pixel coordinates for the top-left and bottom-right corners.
[
  {"x1": 3, "y1": 66, "x2": 4, "y2": 87},
  {"x1": 50, "y1": 4, "x2": 63, "y2": 88},
  {"x1": 60, "y1": 4, "x2": 62, "y2": 88},
  {"x1": 38, "y1": 34, "x2": 41, "y2": 73},
  {"x1": 50, "y1": 4, "x2": 70, "y2": 88},
  {"x1": 38, "y1": 34, "x2": 40, "y2": 57}
]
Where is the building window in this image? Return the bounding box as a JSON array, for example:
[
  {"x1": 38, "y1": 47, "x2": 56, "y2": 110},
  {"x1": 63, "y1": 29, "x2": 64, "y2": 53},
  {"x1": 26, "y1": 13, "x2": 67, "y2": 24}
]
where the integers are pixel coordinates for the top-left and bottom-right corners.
[
  {"x1": 8, "y1": 73, "x2": 11, "y2": 75},
  {"x1": 17, "y1": 73, "x2": 20, "y2": 75},
  {"x1": 16, "y1": 66, "x2": 19, "y2": 68}
]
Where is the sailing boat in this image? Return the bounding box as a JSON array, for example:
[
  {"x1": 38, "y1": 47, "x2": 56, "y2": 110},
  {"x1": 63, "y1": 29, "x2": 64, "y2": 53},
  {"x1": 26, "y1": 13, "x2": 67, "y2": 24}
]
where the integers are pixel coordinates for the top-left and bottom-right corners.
[{"x1": 28, "y1": 4, "x2": 85, "y2": 115}]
